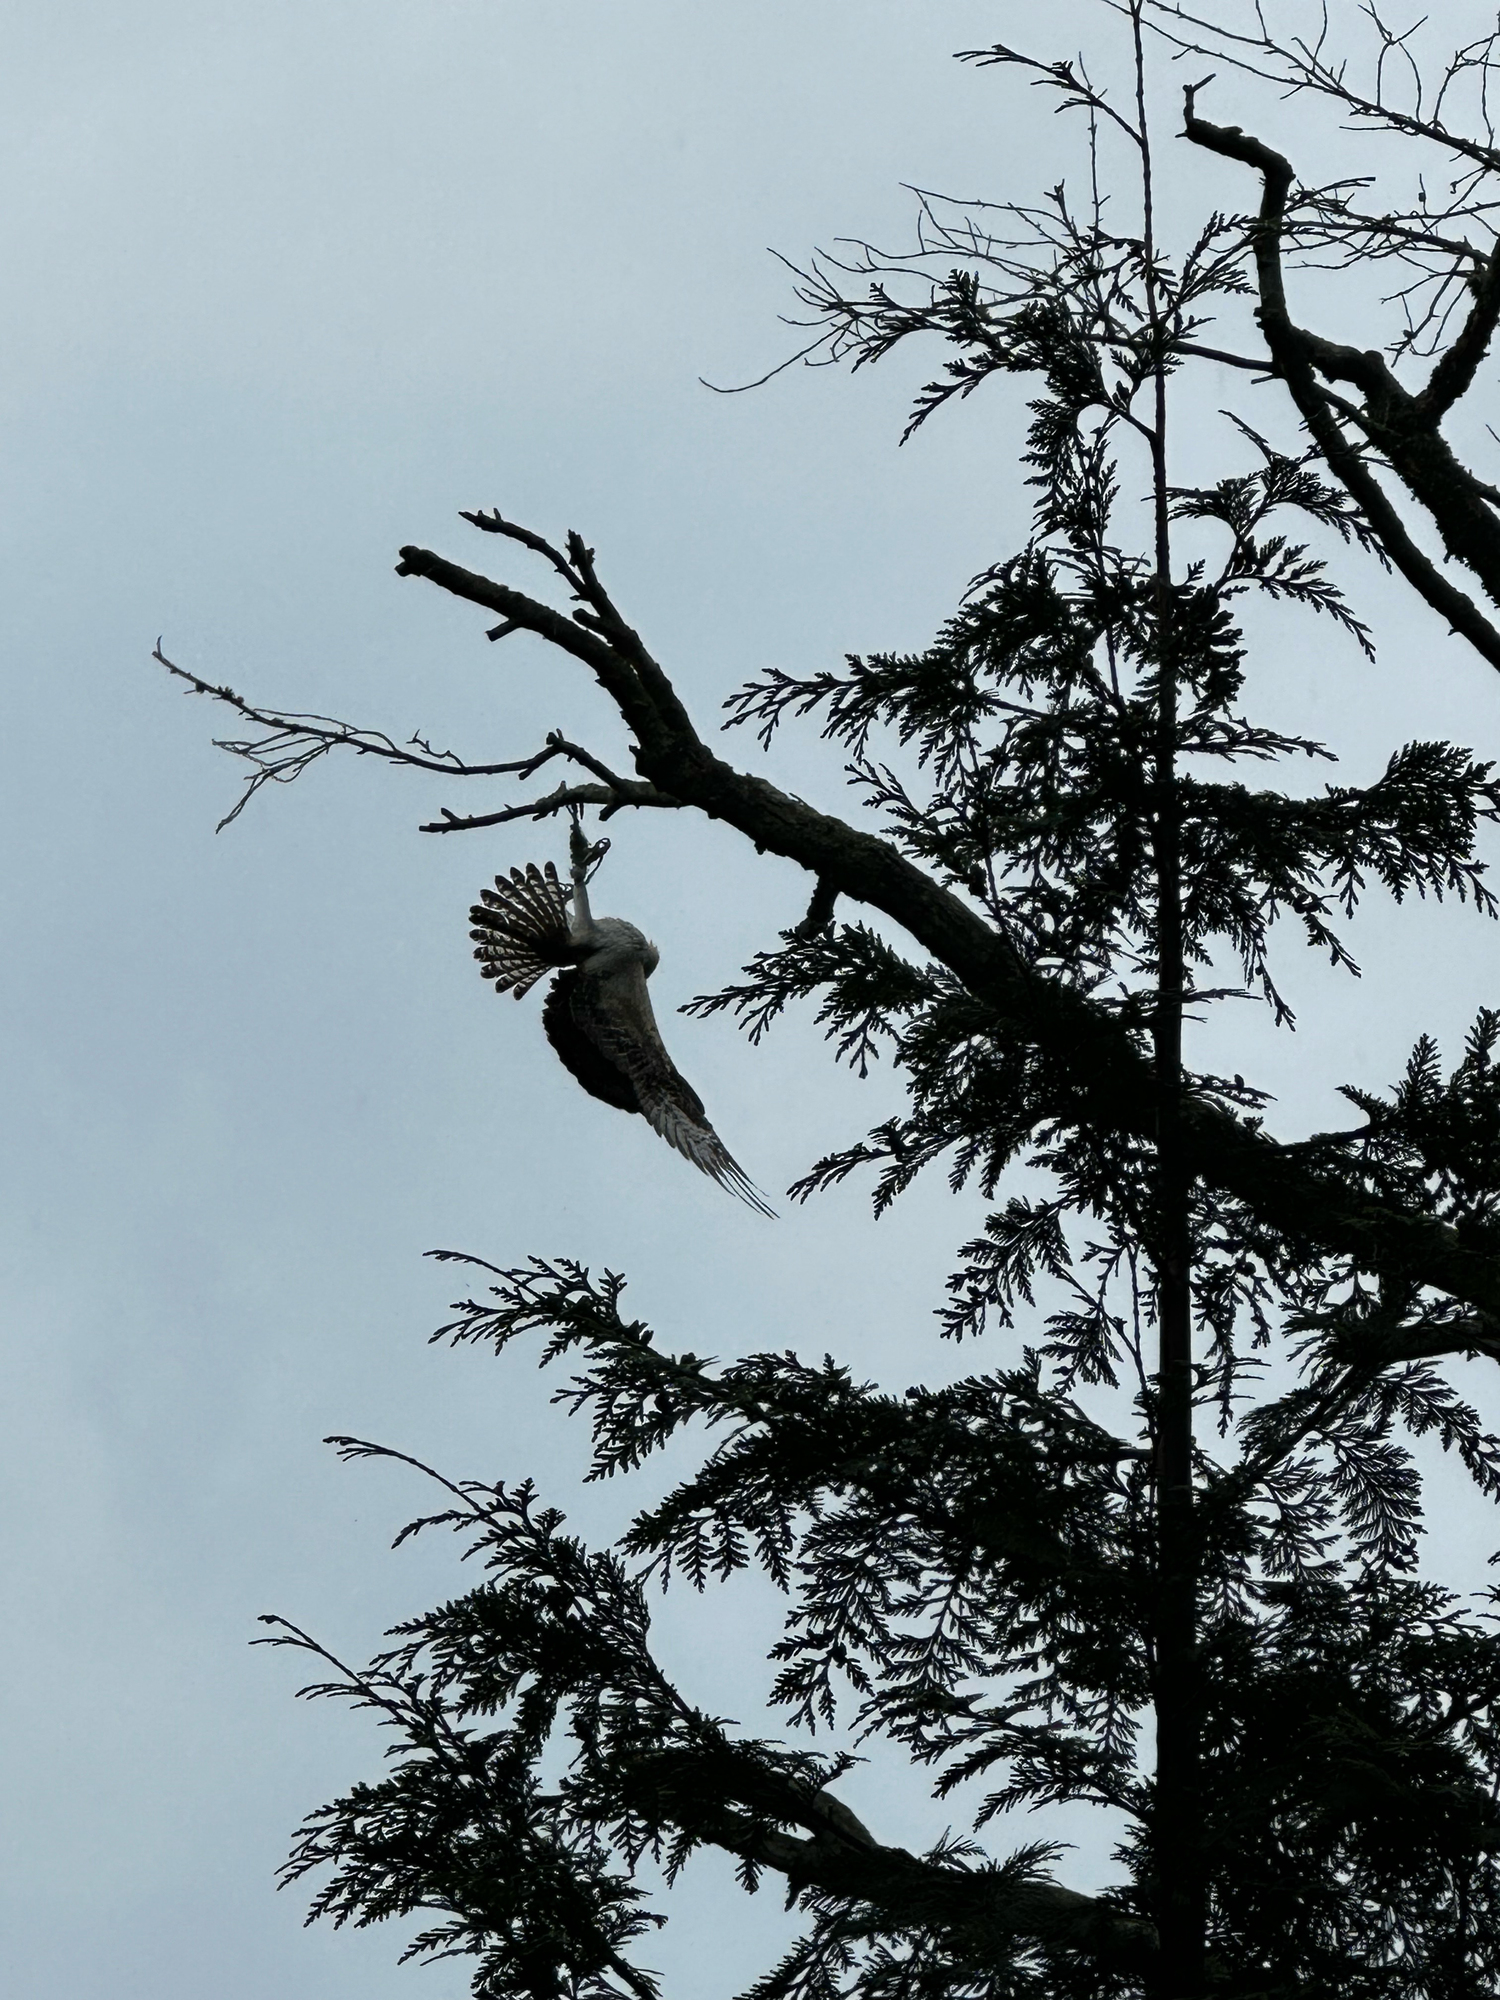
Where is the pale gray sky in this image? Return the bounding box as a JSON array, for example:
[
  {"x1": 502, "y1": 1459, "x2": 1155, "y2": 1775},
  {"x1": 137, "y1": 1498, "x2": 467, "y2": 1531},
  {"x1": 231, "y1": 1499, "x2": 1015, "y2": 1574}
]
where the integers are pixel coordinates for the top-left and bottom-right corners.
[{"x1": 3, "y1": 5, "x2": 1499, "y2": 1996}]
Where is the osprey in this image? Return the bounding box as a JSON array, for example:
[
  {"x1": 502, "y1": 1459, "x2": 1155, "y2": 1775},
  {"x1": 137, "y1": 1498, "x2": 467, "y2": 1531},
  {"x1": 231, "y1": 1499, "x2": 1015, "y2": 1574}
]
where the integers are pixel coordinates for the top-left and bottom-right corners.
[{"x1": 469, "y1": 837, "x2": 775, "y2": 1217}]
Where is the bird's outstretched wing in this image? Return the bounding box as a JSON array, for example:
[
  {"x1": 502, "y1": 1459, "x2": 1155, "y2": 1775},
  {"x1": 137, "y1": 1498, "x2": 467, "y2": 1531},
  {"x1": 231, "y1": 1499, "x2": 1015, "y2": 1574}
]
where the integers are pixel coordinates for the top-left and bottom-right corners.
[
  {"x1": 542, "y1": 973, "x2": 640, "y2": 1114},
  {"x1": 641, "y1": 1079, "x2": 777, "y2": 1219},
  {"x1": 470, "y1": 862, "x2": 574, "y2": 999},
  {"x1": 574, "y1": 964, "x2": 777, "y2": 1218}
]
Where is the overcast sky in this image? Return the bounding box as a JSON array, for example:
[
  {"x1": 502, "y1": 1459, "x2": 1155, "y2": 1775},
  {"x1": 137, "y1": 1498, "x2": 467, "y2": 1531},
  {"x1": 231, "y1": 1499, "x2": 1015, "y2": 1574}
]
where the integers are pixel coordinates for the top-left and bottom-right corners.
[{"x1": 3, "y1": 5, "x2": 1500, "y2": 1996}]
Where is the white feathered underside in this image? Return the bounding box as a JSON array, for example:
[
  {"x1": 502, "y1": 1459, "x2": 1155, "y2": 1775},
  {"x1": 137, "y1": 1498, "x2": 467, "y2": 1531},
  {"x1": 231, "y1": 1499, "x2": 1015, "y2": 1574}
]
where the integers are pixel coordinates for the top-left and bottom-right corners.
[{"x1": 469, "y1": 860, "x2": 775, "y2": 1217}]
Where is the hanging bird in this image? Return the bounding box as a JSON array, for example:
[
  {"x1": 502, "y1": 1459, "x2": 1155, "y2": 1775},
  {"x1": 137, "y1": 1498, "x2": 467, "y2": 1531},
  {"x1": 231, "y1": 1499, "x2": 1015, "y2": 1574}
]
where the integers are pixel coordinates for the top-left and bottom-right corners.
[{"x1": 469, "y1": 828, "x2": 775, "y2": 1216}]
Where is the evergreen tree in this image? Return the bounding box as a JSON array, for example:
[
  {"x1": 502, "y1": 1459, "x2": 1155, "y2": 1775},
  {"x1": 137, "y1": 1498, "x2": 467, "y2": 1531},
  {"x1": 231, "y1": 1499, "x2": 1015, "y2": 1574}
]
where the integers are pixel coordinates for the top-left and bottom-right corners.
[{"x1": 164, "y1": 8, "x2": 1500, "y2": 1996}]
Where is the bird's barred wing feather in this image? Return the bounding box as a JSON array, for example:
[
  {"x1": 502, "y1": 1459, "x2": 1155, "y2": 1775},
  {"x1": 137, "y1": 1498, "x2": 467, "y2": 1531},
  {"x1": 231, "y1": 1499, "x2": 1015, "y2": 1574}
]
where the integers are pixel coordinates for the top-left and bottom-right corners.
[
  {"x1": 642, "y1": 1087, "x2": 777, "y2": 1218},
  {"x1": 579, "y1": 973, "x2": 776, "y2": 1218},
  {"x1": 470, "y1": 862, "x2": 573, "y2": 1000},
  {"x1": 542, "y1": 974, "x2": 640, "y2": 1114}
]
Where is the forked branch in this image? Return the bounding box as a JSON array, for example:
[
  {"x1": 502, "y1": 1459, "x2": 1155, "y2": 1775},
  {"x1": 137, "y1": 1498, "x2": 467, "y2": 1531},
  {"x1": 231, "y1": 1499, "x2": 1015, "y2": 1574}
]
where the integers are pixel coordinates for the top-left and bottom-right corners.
[
  {"x1": 1181, "y1": 91, "x2": 1500, "y2": 674},
  {"x1": 153, "y1": 642, "x2": 560, "y2": 831},
  {"x1": 155, "y1": 645, "x2": 679, "y2": 834}
]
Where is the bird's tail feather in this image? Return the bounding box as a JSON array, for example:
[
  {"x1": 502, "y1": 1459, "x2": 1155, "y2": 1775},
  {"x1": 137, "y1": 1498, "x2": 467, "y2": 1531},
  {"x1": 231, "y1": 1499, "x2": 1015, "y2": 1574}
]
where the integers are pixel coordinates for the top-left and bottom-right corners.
[{"x1": 470, "y1": 861, "x2": 573, "y2": 1000}]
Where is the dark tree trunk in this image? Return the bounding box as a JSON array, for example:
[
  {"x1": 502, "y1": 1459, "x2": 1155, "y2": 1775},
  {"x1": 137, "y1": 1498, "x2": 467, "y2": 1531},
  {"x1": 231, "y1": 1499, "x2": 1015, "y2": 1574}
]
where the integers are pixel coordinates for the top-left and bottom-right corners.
[{"x1": 1140, "y1": 13, "x2": 1203, "y2": 1986}]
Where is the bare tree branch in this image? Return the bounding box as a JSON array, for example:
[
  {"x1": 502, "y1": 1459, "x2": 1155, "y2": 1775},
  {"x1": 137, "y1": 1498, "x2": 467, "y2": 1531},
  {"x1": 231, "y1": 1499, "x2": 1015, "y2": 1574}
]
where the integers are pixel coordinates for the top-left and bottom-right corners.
[
  {"x1": 1144, "y1": 3, "x2": 1500, "y2": 175},
  {"x1": 153, "y1": 643, "x2": 560, "y2": 831},
  {"x1": 421, "y1": 776, "x2": 681, "y2": 835},
  {"x1": 1180, "y1": 94, "x2": 1500, "y2": 674},
  {"x1": 156, "y1": 644, "x2": 681, "y2": 836}
]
